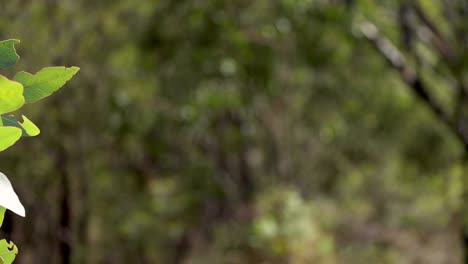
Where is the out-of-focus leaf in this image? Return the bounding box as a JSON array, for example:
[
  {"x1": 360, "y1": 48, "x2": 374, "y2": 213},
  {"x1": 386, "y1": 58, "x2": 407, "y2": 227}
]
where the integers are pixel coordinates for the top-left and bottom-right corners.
[
  {"x1": 0, "y1": 40, "x2": 20, "y2": 69},
  {"x1": 14, "y1": 66, "x2": 79, "y2": 103}
]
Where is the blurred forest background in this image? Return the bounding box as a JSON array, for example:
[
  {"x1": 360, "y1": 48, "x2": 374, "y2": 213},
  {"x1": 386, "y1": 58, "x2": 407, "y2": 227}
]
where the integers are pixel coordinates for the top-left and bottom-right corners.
[{"x1": 1, "y1": 0, "x2": 468, "y2": 263}]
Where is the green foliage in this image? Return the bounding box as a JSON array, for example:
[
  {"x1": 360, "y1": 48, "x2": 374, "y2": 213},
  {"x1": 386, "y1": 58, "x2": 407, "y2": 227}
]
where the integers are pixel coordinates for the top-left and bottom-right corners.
[
  {"x1": 0, "y1": 208, "x2": 5, "y2": 228},
  {"x1": 0, "y1": 76, "x2": 24, "y2": 115},
  {"x1": 0, "y1": 39, "x2": 78, "y2": 264},
  {"x1": 0, "y1": 240, "x2": 18, "y2": 264},
  {"x1": 0, "y1": 40, "x2": 19, "y2": 69},
  {"x1": 0, "y1": 128, "x2": 21, "y2": 152},
  {"x1": 14, "y1": 67, "x2": 80, "y2": 103},
  {"x1": 0, "y1": 115, "x2": 40, "y2": 137}
]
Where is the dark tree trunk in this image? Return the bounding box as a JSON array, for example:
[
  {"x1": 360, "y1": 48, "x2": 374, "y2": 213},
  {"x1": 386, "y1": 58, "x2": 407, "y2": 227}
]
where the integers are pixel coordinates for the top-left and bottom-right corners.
[{"x1": 56, "y1": 147, "x2": 71, "y2": 264}]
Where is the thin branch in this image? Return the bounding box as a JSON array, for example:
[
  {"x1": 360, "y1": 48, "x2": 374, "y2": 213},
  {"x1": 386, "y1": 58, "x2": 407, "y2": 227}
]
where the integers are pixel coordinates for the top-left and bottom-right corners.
[
  {"x1": 412, "y1": 2, "x2": 468, "y2": 155},
  {"x1": 412, "y1": 1, "x2": 454, "y2": 60},
  {"x1": 360, "y1": 21, "x2": 468, "y2": 152},
  {"x1": 360, "y1": 22, "x2": 447, "y2": 121}
]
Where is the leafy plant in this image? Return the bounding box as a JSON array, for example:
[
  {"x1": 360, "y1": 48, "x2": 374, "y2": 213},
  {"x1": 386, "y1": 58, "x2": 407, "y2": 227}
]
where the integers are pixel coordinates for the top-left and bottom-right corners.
[{"x1": 0, "y1": 39, "x2": 78, "y2": 263}]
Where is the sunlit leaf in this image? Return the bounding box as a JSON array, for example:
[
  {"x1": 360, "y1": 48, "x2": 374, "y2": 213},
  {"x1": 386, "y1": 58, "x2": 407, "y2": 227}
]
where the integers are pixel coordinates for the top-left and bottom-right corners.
[
  {"x1": 1, "y1": 115, "x2": 40, "y2": 137},
  {"x1": 0, "y1": 76, "x2": 24, "y2": 115},
  {"x1": 13, "y1": 66, "x2": 79, "y2": 103},
  {"x1": 0, "y1": 207, "x2": 5, "y2": 228},
  {"x1": 0, "y1": 240, "x2": 18, "y2": 264},
  {"x1": 0, "y1": 127, "x2": 21, "y2": 152}
]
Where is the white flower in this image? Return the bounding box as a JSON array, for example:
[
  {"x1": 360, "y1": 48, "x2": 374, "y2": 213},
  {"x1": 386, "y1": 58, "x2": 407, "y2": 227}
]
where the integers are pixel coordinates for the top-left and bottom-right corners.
[{"x1": 0, "y1": 172, "x2": 25, "y2": 217}]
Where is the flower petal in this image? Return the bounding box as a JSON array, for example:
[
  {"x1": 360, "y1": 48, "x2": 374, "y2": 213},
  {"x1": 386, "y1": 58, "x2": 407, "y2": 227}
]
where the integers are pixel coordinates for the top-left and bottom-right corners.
[{"x1": 0, "y1": 172, "x2": 24, "y2": 217}]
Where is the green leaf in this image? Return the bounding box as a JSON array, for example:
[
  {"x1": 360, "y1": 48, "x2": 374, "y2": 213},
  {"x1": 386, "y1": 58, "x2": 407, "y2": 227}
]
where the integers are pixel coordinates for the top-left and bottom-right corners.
[
  {"x1": 0, "y1": 40, "x2": 20, "y2": 69},
  {"x1": 13, "y1": 66, "x2": 80, "y2": 103},
  {"x1": 1, "y1": 115, "x2": 40, "y2": 137},
  {"x1": 0, "y1": 76, "x2": 24, "y2": 115},
  {"x1": 0, "y1": 207, "x2": 5, "y2": 228},
  {"x1": 0, "y1": 240, "x2": 18, "y2": 264},
  {"x1": 0, "y1": 127, "x2": 21, "y2": 152}
]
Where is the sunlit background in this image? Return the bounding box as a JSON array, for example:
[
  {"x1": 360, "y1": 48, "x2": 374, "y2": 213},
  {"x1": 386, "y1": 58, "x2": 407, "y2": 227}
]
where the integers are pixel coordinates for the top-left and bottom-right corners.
[{"x1": 0, "y1": 0, "x2": 467, "y2": 263}]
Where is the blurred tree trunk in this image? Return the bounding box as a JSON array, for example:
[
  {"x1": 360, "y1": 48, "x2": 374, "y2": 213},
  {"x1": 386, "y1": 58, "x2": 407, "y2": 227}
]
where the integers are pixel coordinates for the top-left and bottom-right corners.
[
  {"x1": 56, "y1": 146, "x2": 71, "y2": 264},
  {"x1": 359, "y1": 2, "x2": 468, "y2": 262},
  {"x1": 170, "y1": 111, "x2": 256, "y2": 263}
]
